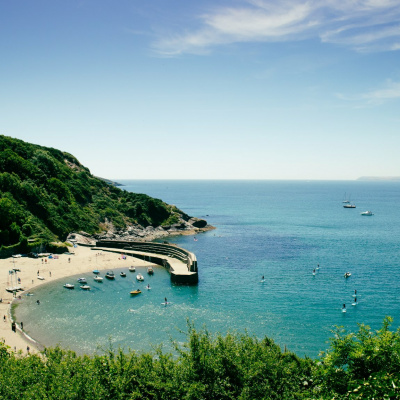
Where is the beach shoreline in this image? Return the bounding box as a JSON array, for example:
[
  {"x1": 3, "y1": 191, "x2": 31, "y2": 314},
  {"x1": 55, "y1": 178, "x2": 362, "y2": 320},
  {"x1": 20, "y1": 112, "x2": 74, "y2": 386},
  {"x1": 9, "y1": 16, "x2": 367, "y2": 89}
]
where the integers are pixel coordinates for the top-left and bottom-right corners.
[{"x1": 0, "y1": 245, "x2": 153, "y2": 355}]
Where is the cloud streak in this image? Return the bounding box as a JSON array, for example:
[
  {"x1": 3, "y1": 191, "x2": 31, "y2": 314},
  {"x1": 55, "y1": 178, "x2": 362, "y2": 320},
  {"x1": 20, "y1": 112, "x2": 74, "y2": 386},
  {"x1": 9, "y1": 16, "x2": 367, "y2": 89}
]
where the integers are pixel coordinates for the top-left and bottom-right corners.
[
  {"x1": 152, "y1": 0, "x2": 400, "y2": 55},
  {"x1": 337, "y1": 80, "x2": 400, "y2": 105}
]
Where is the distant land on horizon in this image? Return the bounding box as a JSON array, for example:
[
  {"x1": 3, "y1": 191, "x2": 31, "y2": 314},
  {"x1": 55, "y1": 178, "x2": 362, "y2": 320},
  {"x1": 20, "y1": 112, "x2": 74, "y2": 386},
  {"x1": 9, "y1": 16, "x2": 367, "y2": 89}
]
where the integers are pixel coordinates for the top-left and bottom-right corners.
[{"x1": 357, "y1": 176, "x2": 400, "y2": 181}]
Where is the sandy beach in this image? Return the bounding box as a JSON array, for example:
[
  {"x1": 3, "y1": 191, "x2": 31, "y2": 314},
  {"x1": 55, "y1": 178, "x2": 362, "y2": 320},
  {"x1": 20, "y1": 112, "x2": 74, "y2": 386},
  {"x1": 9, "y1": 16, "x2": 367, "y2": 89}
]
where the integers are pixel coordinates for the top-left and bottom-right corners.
[{"x1": 0, "y1": 245, "x2": 147, "y2": 355}]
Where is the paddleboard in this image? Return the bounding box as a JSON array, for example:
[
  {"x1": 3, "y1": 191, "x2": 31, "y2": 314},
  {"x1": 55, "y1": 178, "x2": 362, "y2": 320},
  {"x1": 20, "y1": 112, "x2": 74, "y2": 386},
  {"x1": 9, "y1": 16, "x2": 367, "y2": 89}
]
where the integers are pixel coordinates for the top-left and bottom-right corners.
[
  {"x1": 161, "y1": 302, "x2": 172, "y2": 305},
  {"x1": 352, "y1": 303, "x2": 357, "y2": 306},
  {"x1": 342, "y1": 309, "x2": 346, "y2": 313},
  {"x1": 260, "y1": 279, "x2": 265, "y2": 283}
]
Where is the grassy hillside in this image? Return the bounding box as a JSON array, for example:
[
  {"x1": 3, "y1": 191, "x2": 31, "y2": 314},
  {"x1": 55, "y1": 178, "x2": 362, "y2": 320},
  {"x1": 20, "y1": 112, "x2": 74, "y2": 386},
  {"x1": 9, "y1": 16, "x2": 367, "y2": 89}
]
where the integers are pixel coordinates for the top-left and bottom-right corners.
[{"x1": 0, "y1": 135, "x2": 189, "y2": 255}]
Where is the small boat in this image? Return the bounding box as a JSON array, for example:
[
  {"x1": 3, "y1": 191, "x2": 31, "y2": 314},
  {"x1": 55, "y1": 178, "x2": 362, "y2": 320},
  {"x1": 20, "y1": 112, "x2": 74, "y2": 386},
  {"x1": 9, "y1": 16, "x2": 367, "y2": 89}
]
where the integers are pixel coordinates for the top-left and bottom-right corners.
[
  {"x1": 80, "y1": 285, "x2": 91, "y2": 290},
  {"x1": 64, "y1": 284, "x2": 75, "y2": 289},
  {"x1": 361, "y1": 211, "x2": 373, "y2": 216},
  {"x1": 37, "y1": 276, "x2": 45, "y2": 280},
  {"x1": 5, "y1": 287, "x2": 18, "y2": 293},
  {"x1": 128, "y1": 266, "x2": 136, "y2": 272},
  {"x1": 105, "y1": 271, "x2": 115, "y2": 280},
  {"x1": 92, "y1": 269, "x2": 100, "y2": 274},
  {"x1": 130, "y1": 289, "x2": 141, "y2": 296},
  {"x1": 94, "y1": 276, "x2": 103, "y2": 282},
  {"x1": 344, "y1": 272, "x2": 351, "y2": 278},
  {"x1": 120, "y1": 272, "x2": 127, "y2": 277},
  {"x1": 77, "y1": 277, "x2": 87, "y2": 284},
  {"x1": 147, "y1": 266, "x2": 154, "y2": 275},
  {"x1": 343, "y1": 204, "x2": 356, "y2": 208},
  {"x1": 136, "y1": 273, "x2": 144, "y2": 281}
]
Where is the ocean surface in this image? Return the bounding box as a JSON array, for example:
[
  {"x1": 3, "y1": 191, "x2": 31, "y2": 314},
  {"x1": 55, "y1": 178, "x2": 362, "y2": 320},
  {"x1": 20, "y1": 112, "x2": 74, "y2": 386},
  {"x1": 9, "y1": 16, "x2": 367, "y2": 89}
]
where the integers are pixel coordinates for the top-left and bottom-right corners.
[{"x1": 14, "y1": 180, "x2": 400, "y2": 358}]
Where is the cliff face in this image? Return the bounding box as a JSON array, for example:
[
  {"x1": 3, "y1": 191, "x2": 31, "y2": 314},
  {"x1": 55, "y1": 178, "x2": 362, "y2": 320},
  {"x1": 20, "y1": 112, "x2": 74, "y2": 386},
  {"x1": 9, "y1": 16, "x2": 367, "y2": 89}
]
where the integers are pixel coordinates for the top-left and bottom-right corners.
[{"x1": 0, "y1": 135, "x2": 210, "y2": 253}]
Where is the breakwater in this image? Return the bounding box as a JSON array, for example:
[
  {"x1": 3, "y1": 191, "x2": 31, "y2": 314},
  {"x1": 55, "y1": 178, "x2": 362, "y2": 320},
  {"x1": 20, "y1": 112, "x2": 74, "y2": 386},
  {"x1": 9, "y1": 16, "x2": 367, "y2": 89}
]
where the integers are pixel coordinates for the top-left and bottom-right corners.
[{"x1": 95, "y1": 240, "x2": 198, "y2": 284}]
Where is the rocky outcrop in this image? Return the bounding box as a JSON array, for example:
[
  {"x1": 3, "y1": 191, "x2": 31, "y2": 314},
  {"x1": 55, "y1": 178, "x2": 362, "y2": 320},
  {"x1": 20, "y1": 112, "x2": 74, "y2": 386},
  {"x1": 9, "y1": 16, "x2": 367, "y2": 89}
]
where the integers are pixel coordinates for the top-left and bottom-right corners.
[{"x1": 67, "y1": 217, "x2": 214, "y2": 245}]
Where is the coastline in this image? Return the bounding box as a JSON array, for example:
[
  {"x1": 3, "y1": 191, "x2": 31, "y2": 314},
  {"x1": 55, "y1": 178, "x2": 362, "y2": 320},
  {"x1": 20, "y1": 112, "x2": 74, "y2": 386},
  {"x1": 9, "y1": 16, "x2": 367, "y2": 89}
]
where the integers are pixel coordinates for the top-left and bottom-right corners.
[{"x1": 0, "y1": 245, "x2": 156, "y2": 354}]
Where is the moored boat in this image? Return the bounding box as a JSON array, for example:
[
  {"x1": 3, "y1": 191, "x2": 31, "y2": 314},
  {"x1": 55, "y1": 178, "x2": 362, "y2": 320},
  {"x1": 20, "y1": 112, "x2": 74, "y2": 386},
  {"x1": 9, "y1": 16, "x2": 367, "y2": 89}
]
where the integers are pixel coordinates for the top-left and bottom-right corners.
[
  {"x1": 80, "y1": 285, "x2": 91, "y2": 290},
  {"x1": 361, "y1": 210, "x2": 373, "y2": 216},
  {"x1": 77, "y1": 277, "x2": 87, "y2": 284},
  {"x1": 128, "y1": 266, "x2": 136, "y2": 272},
  {"x1": 105, "y1": 271, "x2": 115, "y2": 280},
  {"x1": 130, "y1": 289, "x2": 141, "y2": 296},
  {"x1": 120, "y1": 272, "x2": 126, "y2": 277},
  {"x1": 94, "y1": 276, "x2": 103, "y2": 282},
  {"x1": 64, "y1": 283, "x2": 75, "y2": 289},
  {"x1": 92, "y1": 269, "x2": 100, "y2": 275},
  {"x1": 343, "y1": 204, "x2": 356, "y2": 208},
  {"x1": 147, "y1": 266, "x2": 154, "y2": 275},
  {"x1": 136, "y1": 273, "x2": 144, "y2": 281}
]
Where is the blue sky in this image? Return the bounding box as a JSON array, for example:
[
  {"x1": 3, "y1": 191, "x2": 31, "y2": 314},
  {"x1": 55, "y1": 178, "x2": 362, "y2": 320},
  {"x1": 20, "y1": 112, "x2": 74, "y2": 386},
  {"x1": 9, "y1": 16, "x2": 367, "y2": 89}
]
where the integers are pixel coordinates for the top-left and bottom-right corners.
[{"x1": 1, "y1": 0, "x2": 400, "y2": 180}]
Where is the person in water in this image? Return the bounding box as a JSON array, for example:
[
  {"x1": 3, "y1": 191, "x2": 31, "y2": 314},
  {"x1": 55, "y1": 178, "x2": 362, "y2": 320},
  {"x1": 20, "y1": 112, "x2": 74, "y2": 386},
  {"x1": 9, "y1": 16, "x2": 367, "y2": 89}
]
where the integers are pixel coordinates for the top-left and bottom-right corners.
[{"x1": 342, "y1": 303, "x2": 346, "y2": 309}]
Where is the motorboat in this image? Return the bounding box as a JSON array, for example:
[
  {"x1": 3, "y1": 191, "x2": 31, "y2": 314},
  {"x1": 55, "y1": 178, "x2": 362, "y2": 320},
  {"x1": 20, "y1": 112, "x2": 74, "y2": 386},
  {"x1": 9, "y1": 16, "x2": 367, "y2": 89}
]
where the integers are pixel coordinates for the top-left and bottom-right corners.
[
  {"x1": 128, "y1": 266, "x2": 136, "y2": 272},
  {"x1": 94, "y1": 276, "x2": 103, "y2": 282},
  {"x1": 63, "y1": 283, "x2": 75, "y2": 289},
  {"x1": 37, "y1": 276, "x2": 45, "y2": 280},
  {"x1": 105, "y1": 271, "x2": 115, "y2": 280},
  {"x1": 92, "y1": 269, "x2": 100, "y2": 275},
  {"x1": 343, "y1": 204, "x2": 356, "y2": 208},
  {"x1": 120, "y1": 272, "x2": 127, "y2": 277},
  {"x1": 130, "y1": 289, "x2": 141, "y2": 296},
  {"x1": 147, "y1": 266, "x2": 154, "y2": 275},
  {"x1": 136, "y1": 273, "x2": 144, "y2": 281},
  {"x1": 77, "y1": 277, "x2": 87, "y2": 284},
  {"x1": 344, "y1": 272, "x2": 351, "y2": 278},
  {"x1": 80, "y1": 285, "x2": 91, "y2": 290},
  {"x1": 361, "y1": 211, "x2": 374, "y2": 216}
]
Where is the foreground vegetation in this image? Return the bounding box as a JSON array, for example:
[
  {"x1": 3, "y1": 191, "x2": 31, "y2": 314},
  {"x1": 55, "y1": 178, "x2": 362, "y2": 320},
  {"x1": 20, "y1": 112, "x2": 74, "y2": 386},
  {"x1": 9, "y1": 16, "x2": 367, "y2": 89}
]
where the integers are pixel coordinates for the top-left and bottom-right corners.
[
  {"x1": 0, "y1": 135, "x2": 188, "y2": 257},
  {"x1": 1, "y1": 318, "x2": 399, "y2": 399}
]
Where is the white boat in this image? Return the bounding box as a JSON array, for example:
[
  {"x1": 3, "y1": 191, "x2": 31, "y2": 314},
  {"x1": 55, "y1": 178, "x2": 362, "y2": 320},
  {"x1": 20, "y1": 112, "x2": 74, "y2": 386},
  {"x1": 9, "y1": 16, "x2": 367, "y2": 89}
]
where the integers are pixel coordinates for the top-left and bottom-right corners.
[
  {"x1": 64, "y1": 283, "x2": 75, "y2": 289},
  {"x1": 343, "y1": 204, "x2": 356, "y2": 208},
  {"x1": 344, "y1": 272, "x2": 351, "y2": 278},
  {"x1": 37, "y1": 276, "x2": 45, "y2": 280},
  {"x1": 361, "y1": 211, "x2": 373, "y2": 216},
  {"x1": 77, "y1": 277, "x2": 87, "y2": 283},
  {"x1": 147, "y1": 266, "x2": 154, "y2": 275},
  {"x1": 105, "y1": 271, "x2": 115, "y2": 280},
  {"x1": 94, "y1": 276, "x2": 103, "y2": 282},
  {"x1": 342, "y1": 193, "x2": 351, "y2": 204},
  {"x1": 120, "y1": 272, "x2": 127, "y2": 277},
  {"x1": 80, "y1": 285, "x2": 91, "y2": 290},
  {"x1": 136, "y1": 273, "x2": 144, "y2": 281},
  {"x1": 129, "y1": 266, "x2": 136, "y2": 272}
]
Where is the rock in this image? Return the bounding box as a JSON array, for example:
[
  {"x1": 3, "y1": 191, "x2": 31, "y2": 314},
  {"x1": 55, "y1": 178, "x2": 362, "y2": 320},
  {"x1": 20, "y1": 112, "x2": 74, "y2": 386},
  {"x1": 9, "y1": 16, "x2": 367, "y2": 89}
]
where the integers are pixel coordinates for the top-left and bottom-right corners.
[{"x1": 189, "y1": 218, "x2": 208, "y2": 228}]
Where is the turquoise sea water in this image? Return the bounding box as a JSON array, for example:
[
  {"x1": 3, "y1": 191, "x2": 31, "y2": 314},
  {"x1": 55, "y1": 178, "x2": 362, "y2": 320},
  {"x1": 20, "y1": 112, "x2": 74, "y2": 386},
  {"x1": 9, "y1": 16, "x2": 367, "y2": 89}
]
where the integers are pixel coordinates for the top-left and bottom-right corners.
[{"x1": 14, "y1": 180, "x2": 400, "y2": 358}]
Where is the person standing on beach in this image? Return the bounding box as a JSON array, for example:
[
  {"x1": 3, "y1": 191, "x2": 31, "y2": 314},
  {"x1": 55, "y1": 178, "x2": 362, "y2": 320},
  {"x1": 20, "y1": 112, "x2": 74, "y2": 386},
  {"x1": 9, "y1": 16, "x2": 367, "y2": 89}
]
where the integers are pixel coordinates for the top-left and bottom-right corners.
[{"x1": 20, "y1": 321, "x2": 23, "y2": 330}]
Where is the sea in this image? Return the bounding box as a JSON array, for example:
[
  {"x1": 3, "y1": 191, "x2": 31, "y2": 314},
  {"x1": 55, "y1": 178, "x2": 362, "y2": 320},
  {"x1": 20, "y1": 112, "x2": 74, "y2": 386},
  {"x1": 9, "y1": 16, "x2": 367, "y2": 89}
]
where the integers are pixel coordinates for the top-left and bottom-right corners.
[{"x1": 14, "y1": 180, "x2": 400, "y2": 358}]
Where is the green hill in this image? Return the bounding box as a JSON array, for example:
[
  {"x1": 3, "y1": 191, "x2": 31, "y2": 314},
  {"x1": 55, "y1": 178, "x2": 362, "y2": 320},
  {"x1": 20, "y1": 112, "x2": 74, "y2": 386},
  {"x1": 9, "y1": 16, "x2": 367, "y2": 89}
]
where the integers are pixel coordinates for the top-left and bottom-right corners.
[{"x1": 0, "y1": 135, "x2": 196, "y2": 256}]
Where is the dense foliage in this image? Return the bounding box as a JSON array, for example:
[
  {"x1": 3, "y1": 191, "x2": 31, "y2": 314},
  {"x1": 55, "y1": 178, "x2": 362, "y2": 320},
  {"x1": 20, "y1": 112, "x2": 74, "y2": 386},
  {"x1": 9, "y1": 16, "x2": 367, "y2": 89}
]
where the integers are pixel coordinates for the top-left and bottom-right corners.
[
  {"x1": 0, "y1": 135, "x2": 186, "y2": 255},
  {"x1": 0, "y1": 318, "x2": 399, "y2": 399}
]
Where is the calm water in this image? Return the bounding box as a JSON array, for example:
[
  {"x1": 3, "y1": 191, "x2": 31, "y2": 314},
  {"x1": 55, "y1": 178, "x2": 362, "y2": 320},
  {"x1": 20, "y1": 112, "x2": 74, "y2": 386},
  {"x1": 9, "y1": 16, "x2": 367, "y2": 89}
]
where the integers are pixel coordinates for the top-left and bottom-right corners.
[{"x1": 14, "y1": 180, "x2": 400, "y2": 358}]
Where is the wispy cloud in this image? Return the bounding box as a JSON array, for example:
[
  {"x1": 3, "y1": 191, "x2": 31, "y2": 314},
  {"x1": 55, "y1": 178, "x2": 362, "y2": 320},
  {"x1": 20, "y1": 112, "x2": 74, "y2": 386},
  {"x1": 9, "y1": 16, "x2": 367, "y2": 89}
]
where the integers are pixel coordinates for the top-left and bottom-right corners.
[
  {"x1": 152, "y1": 0, "x2": 400, "y2": 55},
  {"x1": 337, "y1": 80, "x2": 400, "y2": 105}
]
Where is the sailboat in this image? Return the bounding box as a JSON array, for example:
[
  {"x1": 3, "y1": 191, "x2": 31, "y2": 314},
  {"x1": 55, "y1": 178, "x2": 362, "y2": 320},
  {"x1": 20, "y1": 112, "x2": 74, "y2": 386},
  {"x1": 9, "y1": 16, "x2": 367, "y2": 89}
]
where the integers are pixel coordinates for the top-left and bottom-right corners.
[{"x1": 342, "y1": 193, "x2": 350, "y2": 204}]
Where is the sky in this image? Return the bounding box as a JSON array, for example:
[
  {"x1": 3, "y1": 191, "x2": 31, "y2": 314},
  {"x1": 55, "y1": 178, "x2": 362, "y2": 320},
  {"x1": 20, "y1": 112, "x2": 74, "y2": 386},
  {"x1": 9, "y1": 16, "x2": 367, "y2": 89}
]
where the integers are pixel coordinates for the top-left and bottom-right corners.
[{"x1": 1, "y1": 0, "x2": 400, "y2": 180}]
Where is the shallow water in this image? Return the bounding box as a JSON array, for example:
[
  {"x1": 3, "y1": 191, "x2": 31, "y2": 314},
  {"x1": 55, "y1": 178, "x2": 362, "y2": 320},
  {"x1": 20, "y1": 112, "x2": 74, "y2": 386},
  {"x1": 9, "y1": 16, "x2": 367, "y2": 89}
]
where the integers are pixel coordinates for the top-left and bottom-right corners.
[{"x1": 14, "y1": 180, "x2": 400, "y2": 357}]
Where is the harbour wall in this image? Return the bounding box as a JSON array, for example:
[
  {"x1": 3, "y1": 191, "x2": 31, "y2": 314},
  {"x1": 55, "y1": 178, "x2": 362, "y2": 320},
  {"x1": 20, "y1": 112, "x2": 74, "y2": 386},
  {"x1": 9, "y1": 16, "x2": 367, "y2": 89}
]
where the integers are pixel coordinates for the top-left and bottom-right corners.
[{"x1": 95, "y1": 240, "x2": 198, "y2": 284}]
